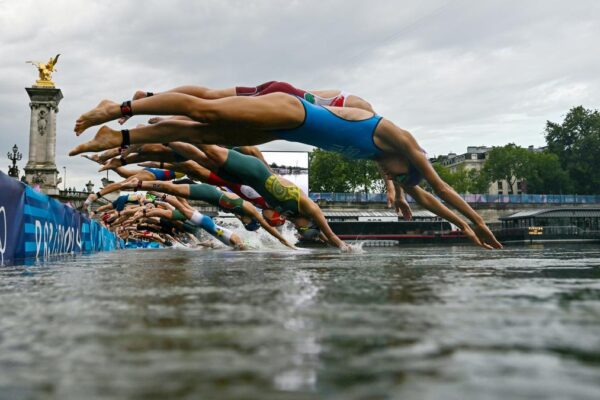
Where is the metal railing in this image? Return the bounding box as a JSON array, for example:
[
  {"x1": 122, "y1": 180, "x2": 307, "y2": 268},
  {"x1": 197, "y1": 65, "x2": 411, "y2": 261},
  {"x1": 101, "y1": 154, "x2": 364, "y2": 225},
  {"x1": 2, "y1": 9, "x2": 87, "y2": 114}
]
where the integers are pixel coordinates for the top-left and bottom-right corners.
[{"x1": 309, "y1": 193, "x2": 600, "y2": 204}]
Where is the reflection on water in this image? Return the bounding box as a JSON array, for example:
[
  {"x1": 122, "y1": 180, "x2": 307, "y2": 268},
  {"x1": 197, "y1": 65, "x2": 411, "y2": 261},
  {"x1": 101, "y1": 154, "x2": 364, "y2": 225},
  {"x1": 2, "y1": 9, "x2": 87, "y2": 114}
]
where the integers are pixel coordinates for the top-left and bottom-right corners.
[{"x1": 1, "y1": 244, "x2": 600, "y2": 399}]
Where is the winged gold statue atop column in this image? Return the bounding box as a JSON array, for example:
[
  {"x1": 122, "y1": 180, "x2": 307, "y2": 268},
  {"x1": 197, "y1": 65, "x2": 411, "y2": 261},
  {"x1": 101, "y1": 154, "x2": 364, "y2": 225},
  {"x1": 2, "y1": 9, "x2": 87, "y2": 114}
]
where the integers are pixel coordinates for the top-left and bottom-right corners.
[{"x1": 26, "y1": 54, "x2": 60, "y2": 87}]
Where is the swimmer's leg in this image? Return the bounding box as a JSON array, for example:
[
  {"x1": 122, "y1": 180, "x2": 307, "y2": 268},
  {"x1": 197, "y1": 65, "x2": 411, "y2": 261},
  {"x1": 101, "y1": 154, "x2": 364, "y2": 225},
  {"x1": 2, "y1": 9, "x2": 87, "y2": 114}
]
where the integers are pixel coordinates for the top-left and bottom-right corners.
[
  {"x1": 124, "y1": 179, "x2": 191, "y2": 198},
  {"x1": 189, "y1": 210, "x2": 243, "y2": 248},
  {"x1": 74, "y1": 92, "x2": 302, "y2": 135},
  {"x1": 69, "y1": 120, "x2": 278, "y2": 156}
]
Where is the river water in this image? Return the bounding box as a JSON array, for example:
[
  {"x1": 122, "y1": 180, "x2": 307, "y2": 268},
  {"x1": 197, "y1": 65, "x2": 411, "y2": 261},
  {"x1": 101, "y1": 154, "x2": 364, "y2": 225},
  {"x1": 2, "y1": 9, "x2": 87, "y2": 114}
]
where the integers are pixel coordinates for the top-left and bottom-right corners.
[{"x1": 1, "y1": 244, "x2": 600, "y2": 400}]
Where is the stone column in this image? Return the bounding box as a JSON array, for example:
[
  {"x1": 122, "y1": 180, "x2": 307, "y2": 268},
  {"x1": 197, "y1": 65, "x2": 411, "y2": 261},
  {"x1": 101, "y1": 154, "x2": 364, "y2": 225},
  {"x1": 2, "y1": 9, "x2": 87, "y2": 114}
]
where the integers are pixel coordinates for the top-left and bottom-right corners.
[{"x1": 23, "y1": 87, "x2": 63, "y2": 196}]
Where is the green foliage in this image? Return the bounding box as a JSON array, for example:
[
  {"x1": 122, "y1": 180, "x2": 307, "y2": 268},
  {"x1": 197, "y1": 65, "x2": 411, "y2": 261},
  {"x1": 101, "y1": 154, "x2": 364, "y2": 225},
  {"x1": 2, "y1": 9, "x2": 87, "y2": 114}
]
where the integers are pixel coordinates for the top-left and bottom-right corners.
[
  {"x1": 545, "y1": 106, "x2": 600, "y2": 194},
  {"x1": 524, "y1": 152, "x2": 573, "y2": 194},
  {"x1": 482, "y1": 144, "x2": 531, "y2": 194},
  {"x1": 308, "y1": 149, "x2": 384, "y2": 193},
  {"x1": 431, "y1": 163, "x2": 489, "y2": 194}
]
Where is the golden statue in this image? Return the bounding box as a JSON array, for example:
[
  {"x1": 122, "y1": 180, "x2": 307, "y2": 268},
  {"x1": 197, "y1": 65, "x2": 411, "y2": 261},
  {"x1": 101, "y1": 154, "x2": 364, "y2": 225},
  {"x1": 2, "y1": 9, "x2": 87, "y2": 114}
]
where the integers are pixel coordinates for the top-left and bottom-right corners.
[{"x1": 26, "y1": 54, "x2": 60, "y2": 87}]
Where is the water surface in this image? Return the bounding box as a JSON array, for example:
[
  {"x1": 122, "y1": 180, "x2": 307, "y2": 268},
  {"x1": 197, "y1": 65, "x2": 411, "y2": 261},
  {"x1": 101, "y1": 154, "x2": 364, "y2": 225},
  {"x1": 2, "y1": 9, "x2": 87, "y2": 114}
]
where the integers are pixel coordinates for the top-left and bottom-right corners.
[{"x1": 1, "y1": 244, "x2": 600, "y2": 400}]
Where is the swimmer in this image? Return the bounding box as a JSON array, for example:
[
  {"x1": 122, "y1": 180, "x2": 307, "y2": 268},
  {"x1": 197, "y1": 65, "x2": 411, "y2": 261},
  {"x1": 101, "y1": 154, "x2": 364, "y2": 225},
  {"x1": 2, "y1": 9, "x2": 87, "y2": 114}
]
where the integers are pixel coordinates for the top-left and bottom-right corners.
[
  {"x1": 92, "y1": 143, "x2": 287, "y2": 225},
  {"x1": 132, "y1": 196, "x2": 246, "y2": 249},
  {"x1": 71, "y1": 90, "x2": 500, "y2": 249},
  {"x1": 162, "y1": 143, "x2": 350, "y2": 250},
  {"x1": 136, "y1": 160, "x2": 276, "y2": 213},
  {"x1": 118, "y1": 81, "x2": 403, "y2": 213},
  {"x1": 121, "y1": 178, "x2": 296, "y2": 249},
  {"x1": 95, "y1": 193, "x2": 144, "y2": 213},
  {"x1": 82, "y1": 158, "x2": 186, "y2": 209}
]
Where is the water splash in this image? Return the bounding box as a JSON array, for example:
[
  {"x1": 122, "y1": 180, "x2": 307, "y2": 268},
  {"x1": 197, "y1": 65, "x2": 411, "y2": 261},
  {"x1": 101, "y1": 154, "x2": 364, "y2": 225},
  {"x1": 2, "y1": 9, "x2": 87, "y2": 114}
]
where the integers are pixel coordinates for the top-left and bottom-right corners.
[
  {"x1": 214, "y1": 217, "x2": 299, "y2": 251},
  {"x1": 346, "y1": 241, "x2": 366, "y2": 254}
]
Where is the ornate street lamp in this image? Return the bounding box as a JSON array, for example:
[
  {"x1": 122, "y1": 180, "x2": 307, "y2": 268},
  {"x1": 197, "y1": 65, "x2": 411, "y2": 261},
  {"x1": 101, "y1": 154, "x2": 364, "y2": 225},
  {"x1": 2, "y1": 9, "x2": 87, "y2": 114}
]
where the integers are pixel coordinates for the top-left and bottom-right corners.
[
  {"x1": 7, "y1": 144, "x2": 22, "y2": 178},
  {"x1": 85, "y1": 180, "x2": 94, "y2": 193}
]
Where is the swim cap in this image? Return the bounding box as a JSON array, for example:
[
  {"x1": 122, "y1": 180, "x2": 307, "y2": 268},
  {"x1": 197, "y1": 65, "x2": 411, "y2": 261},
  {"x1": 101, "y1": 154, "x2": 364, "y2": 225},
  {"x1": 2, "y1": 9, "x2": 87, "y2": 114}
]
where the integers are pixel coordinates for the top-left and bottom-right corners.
[
  {"x1": 264, "y1": 210, "x2": 286, "y2": 227},
  {"x1": 392, "y1": 163, "x2": 423, "y2": 187},
  {"x1": 297, "y1": 223, "x2": 320, "y2": 241},
  {"x1": 243, "y1": 218, "x2": 261, "y2": 231}
]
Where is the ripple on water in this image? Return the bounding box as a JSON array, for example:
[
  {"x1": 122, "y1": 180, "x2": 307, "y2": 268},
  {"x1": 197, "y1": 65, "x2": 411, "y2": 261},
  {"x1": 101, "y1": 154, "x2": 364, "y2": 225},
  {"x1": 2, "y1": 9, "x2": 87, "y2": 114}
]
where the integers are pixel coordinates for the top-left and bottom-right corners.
[{"x1": 1, "y1": 244, "x2": 600, "y2": 399}]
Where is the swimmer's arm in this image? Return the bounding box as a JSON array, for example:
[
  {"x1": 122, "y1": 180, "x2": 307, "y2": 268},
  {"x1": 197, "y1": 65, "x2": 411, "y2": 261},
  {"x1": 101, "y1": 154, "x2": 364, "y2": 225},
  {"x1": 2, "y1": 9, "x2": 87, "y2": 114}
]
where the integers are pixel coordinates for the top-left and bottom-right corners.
[
  {"x1": 142, "y1": 208, "x2": 171, "y2": 219},
  {"x1": 376, "y1": 161, "x2": 396, "y2": 208},
  {"x1": 403, "y1": 186, "x2": 489, "y2": 249},
  {"x1": 303, "y1": 201, "x2": 347, "y2": 249},
  {"x1": 242, "y1": 203, "x2": 296, "y2": 249},
  {"x1": 159, "y1": 194, "x2": 190, "y2": 214},
  {"x1": 154, "y1": 200, "x2": 175, "y2": 211},
  {"x1": 401, "y1": 133, "x2": 501, "y2": 249},
  {"x1": 391, "y1": 182, "x2": 413, "y2": 221},
  {"x1": 89, "y1": 178, "x2": 133, "y2": 203},
  {"x1": 317, "y1": 232, "x2": 328, "y2": 243}
]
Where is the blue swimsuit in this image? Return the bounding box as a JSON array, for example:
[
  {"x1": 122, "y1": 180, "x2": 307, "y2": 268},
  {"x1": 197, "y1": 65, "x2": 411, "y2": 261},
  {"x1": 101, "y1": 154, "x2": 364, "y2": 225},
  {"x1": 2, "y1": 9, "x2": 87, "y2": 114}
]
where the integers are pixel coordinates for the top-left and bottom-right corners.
[
  {"x1": 274, "y1": 97, "x2": 384, "y2": 160},
  {"x1": 143, "y1": 168, "x2": 183, "y2": 181}
]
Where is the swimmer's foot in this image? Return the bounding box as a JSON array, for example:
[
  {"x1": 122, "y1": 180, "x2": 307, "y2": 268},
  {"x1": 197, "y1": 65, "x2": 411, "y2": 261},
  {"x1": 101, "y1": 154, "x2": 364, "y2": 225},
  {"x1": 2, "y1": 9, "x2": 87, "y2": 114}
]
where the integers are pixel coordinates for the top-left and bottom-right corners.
[
  {"x1": 81, "y1": 154, "x2": 101, "y2": 164},
  {"x1": 148, "y1": 116, "x2": 166, "y2": 124},
  {"x1": 98, "y1": 157, "x2": 123, "y2": 172},
  {"x1": 69, "y1": 126, "x2": 124, "y2": 156},
  {"x1": 97, "y1": 148, "x2": 122, "y2": 163},
  {"x1": 74, "y1": 100, "x2": 121, "y2": 135}
]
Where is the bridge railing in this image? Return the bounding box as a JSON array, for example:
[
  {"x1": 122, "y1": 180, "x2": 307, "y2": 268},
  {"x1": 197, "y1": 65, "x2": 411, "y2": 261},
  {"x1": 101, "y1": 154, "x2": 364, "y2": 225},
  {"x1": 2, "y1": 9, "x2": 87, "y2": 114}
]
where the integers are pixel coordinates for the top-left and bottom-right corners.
[{"x1": 309, "y1": 193, "x2": 600, "y2": 204}]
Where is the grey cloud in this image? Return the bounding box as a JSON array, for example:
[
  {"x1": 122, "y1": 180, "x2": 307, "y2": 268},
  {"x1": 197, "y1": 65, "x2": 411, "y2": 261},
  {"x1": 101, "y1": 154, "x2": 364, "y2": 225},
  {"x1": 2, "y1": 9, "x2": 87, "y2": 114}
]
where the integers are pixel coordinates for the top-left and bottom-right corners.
[{"x1": 1, "y1": 0, "x2": 599, "y2": 189}]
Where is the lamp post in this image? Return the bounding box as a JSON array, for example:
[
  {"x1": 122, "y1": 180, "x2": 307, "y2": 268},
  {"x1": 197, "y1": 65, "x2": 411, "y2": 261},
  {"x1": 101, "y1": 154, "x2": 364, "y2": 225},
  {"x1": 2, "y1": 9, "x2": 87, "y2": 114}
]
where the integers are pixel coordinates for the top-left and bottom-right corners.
[
  {"x1": 85, "y1": 180, "x2": 94, "y2": 193},
  {"x1": 7, "y1": 144, "x2": 22, "y2": 178},
  {"x1": 63, "y1": 166, "x2": 66, "y2": 191}
]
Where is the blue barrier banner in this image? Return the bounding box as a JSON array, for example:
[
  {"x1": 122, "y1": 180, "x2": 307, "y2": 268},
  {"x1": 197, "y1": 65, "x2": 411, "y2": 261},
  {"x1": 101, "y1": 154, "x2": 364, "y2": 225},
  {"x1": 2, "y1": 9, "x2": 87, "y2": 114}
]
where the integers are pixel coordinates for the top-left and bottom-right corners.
[
  {"x1": 0, "y1": 172, "x2": 120, "y2": 265},
  {"x1": 0, "y1": 173, "x2": 25, "y2": 265}
]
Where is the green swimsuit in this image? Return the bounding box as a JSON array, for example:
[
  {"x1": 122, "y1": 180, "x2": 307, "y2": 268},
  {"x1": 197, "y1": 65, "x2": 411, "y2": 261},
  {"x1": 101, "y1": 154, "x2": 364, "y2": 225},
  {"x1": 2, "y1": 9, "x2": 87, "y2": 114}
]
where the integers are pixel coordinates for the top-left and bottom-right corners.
[
  {"x1": 219, "y1": 150, "x2": 301, "y2": 217},
  {"x1": 188, "y1": 183, "x2": 245, "y2": 215}
]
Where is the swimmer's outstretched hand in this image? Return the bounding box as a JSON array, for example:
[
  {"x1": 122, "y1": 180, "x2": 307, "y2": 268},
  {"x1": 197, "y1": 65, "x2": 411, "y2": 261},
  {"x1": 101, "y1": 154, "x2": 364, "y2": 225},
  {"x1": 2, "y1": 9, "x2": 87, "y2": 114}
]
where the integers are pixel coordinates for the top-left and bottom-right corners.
[
  {"x1": 81, "y1": 154, "x2": 101, "y2": 164},
  {"x1": 280, "y1": 239, "x2": 297, "y2": 250},
  {"x1": 474, "y1": 223, "x2": 503, "y2": 249},
  {"x1": 394, "y1": 198, "x2": 413, "y2": 221},
  {"x1": 339, "y1": 243, "x2": 353, "y2": 252},
  {"x1": 462, "y1": 225, "x2": 493, "y2": 250}
]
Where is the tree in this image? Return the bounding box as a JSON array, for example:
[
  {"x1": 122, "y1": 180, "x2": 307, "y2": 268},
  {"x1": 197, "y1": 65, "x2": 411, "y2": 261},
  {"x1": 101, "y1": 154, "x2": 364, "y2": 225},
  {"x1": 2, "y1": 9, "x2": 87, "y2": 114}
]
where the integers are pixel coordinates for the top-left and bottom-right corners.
[
  {"x1": 482, "y1": 144, "x2": 531, "y2": 194},
  {"x1": 308, "y1": 149, "x2": 384, "y2": 193},
  {"x1": 545, "y1": 106, "x2": 600, "y2": 194},
  {"x1": 308, "y1": 149, "x2": 350, "y2": 192},
  {"x1": 467, "y1": 168, "x2": 491, "y2": 194},
  {"x1": 431, "y1": 163, "x2": 490, "y2": 194},
  {"x1": 524, "y1": 151, "x2": 573, "y2": 194}
]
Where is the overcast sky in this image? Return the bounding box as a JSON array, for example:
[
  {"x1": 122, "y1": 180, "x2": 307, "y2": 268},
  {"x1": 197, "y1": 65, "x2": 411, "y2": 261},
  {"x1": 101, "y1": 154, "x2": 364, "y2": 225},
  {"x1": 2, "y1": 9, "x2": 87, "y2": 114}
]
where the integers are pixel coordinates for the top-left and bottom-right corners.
[{"x1": 1, "y1": 0, "x2": 599, "y2": 189}]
